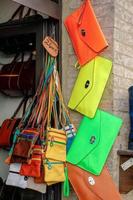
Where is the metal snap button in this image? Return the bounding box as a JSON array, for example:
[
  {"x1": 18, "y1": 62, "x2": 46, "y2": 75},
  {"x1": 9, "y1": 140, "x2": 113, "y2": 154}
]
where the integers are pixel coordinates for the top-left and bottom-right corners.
[
  {"x1": 90, "y1": 136, "x2": 96, "y2": 144},
  {"x1": 81, "y1": 29, "x2": 86, "y2": 36},
  {"x1": 85, "y1": 80, "x2": 90, "y2": 88},
  {"x1": 24, "y1": 176, "x2": 28, "y2": 181},
  {"x1": 88, "y1": 177, "x2": 95, "y2": 185}
]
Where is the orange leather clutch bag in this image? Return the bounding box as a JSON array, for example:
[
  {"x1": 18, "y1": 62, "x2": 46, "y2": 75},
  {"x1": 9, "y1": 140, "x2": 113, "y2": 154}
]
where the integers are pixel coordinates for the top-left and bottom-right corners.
[
  {"x1": 67, "y1": 163, "x2": 122, "y2": 200},
  {"x1": 64, "y1": 0, "x2": 108, "y2": 66}
]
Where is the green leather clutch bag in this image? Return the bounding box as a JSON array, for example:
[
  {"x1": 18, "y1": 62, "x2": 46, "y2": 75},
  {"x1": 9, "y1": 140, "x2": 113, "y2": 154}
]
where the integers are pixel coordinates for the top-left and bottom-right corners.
[{"x1": 67, "y1": 109, "x2": 123, "y2": 175}]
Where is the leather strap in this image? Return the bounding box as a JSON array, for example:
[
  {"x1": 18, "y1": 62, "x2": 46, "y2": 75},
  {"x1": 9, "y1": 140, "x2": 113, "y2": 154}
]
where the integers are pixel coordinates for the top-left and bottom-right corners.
[
  {"x1": 25, "y1": 8, "x2": 37, "y2": 17},
  {"x1": 10, "y1": 5, "x2": 37, "y2": 21},
  {"x1": 11, "y1": 97, "x2": 28, "y2": 119},
  {"x1": 17, "y1": 53, "x2": 33, "y2": 90},
  {"x1": 8, "y1": 52, "x2": 24, "y2": 90},
  {"x1": 10, "y1": 5, "x2": 25, "y2": 21},
  {"x1": 19, "y1": 68, "x2": 44, "y2": 127},
  {"x1": 53, "y1": 64, "x2": 74, "y2": 128},
  {"x1": 78, "y1": 0, "x2": 88, "y2": 25},
  {"x1": 21, "y1": 53, "x2": 54, "y2": 130},
  {"x1": 47, "y1": 75, "x2": 56, "y2": 128}
]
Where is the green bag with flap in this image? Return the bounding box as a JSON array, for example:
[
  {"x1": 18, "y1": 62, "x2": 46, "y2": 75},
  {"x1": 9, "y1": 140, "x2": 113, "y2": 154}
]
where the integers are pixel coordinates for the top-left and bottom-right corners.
[{"x1": 67, "y1": 109, "x2": 123, "y2": 175}]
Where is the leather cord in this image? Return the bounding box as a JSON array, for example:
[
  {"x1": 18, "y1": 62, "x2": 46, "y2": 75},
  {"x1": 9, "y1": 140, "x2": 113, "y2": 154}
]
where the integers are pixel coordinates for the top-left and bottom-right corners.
[{"x1": 11, "y1": 97, "x2": 29, "y2": 119}]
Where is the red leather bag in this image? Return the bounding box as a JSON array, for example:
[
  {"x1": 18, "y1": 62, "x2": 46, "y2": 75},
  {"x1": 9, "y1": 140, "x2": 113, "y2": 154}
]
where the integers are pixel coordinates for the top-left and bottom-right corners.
[
  {"x1": 64, "y1": 0, "x2": 108, "y2": 66},
  {"x1": 0, "y1": 97, "x2": 28, "y2": 148},
  {"x1": 67, "y1": 163, "x2": 122, "y2": 200},
  {"x1": 0, "y1": 119, "x2": 20, "y2": 148}
]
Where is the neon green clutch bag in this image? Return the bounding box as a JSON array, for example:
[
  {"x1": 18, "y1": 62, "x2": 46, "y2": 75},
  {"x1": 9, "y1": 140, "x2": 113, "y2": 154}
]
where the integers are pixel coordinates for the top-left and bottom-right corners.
[
  {"x1": 68, "y1": 56, "x2": 112, "y2": 118},
  {"x1": 67, "y1": 109, "x2": 123, "y2": 175}
]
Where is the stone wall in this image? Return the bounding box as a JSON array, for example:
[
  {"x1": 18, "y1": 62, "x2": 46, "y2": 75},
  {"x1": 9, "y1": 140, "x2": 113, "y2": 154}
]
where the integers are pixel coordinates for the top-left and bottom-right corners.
[
  {"x1": 62, "y1": 0, "x2": 133, "y2": 199},
  {"x1": 113, "y1": 0, "x2": 133, "y2": 199}
]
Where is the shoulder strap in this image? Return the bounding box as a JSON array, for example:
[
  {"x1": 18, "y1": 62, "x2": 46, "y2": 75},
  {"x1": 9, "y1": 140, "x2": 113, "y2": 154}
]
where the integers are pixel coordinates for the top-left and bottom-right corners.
[
  {"x1": 10, "y1": 5, "x2": 37, "y2": 22},
  {"x1": 11, "y1": 97, "x2": 28, "y2": 119},
  {"x1": 24, "y1": 8, "x2": 37, "y2": 17},
  {"x1": 10, "y1": 5, "x2": 25, "y2": 21}
]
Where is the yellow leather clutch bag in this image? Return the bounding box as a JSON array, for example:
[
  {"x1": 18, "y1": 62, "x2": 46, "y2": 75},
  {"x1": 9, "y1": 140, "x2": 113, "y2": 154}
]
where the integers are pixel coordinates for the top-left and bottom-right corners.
[{"x1": 68, "y1": 56, "x2": 112, "y2": 118}]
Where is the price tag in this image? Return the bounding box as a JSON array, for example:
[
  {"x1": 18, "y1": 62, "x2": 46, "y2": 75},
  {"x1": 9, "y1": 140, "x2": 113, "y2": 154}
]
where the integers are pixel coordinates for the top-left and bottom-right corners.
[
  {"x1": 121, "y1": 158, "x2": 133, "y2": 171},
  {"x1": 42, "y1": 36, "x2": 59, "y2": 57}
]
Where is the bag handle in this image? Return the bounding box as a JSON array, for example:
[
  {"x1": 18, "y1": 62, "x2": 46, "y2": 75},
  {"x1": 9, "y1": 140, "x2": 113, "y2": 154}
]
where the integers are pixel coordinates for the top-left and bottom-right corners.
[
  {"x1": 47, "y1": 62, "x2": 72, "y2": 129},
  {"x1": 47, "y1": 74, "x2": 56, "y2": 128},
  {"x1": 53, "y1": 65, "x2": 72, "y2": 127},
  {"x1": 25, "y1": 53, "x2": 54, "y2": 130},
  {"x1": 8, "y1": 52, "x2": 25, "y2": 90},
  {"x1": 16, "y1": 52, "x2": 33, "y2": 90},
  {"x1": 19, "y1": 69, "x2": 44, "y2": 129},
  {"x1": 10, "y1": 5, "x2": 37, "y2": 21},
  {"x1": 24, "y1": 8, "x2": 37, "y2": 17},
  {"x1": 11, "y1": 96, "x2": 28, "y2": 119},
  {"x1": 0, "y1": 53, "x2": 20, "y2": 78},
  {"x1": 33, "y1": 56, "x2": 55, "y2": 130},
  {"x1": 10, "y1": 5, "x2": 25, "y2": 21},
  {"x1": 30, "y1": 87, "x2": 48, "y2": 129},
  {"x1": 78, "y1": 0, "x2": 88, "y2": 25}
]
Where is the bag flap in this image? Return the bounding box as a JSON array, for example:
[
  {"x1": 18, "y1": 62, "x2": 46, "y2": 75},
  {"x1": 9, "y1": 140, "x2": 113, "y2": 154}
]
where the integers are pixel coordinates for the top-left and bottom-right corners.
[
  {"x1": 67, "y1": 163, "x2": 100, "y2": 200},
  {"x1": 68, "y1": 164, "x2": 121, "y2": 200},
  {"x1": 67, "y1": 110, "x2": 101, "y2": 164},
  {"x1": 68, "y1": 58, "x2": 95, "y2": 109},
  {"x1": 66, "y1": 0, "x2": 108, "y2": 53},
  {"x1": 67, "y1": 110, "x2": 123, "y2": 165}
]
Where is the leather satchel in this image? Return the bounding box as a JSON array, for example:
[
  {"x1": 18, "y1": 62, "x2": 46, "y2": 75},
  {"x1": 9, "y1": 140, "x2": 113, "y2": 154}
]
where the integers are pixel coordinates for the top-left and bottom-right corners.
[
  {"x1": 64, "y1": 0, "x2": 108, "y2": 66},
  {"x1": 67, "y1": 109, "x2": 123, "y2": 175},
  {"x1": 67, "y1": 163, "x2": 122, "y2": 200},
  {"x1": 0, "y1": 53, "x2": 35, "y2": 93},
  {"x1": 68, "y1": 56, "x2": 112, "y2": 118},
  {"x1": 0, "y1": 119, "x2": 20, "y2": 148},
  {"x1": 0, "y1": 97, "x2": 28, "y2": 148}
]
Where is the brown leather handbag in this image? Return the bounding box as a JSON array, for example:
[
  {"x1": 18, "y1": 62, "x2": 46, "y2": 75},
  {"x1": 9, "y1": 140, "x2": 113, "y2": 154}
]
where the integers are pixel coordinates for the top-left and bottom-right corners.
[
  {"x1": 0, "y1": 53, "x2": 35, "y2": 93},
  {"x1": 67, "y1": 163, "x2": 122, "y2": 200}
]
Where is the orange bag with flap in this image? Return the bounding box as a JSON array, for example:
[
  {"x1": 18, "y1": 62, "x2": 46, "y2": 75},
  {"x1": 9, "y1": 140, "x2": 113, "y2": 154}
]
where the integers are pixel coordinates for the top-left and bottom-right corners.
[{"x1": 64, "y1": 0, "x2": 108, "y2": 66}]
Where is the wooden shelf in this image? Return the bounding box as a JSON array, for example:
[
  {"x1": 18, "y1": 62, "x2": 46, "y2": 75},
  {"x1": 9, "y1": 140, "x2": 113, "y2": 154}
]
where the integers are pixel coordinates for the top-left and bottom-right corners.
[{"x1": 117, "y1": 150, "x2": 133, "y2": 156}]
